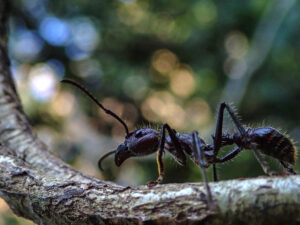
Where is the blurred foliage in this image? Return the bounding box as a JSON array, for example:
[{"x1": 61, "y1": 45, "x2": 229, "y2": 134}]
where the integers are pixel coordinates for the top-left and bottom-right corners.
[{"x1": 1, "y1": 0, "x2": 300, "y2": 223}]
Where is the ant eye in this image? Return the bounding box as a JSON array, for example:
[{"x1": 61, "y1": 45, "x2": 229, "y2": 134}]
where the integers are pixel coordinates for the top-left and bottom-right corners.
[{"x1": 134, "y1": 130, "x2": 143, "y2": 138}]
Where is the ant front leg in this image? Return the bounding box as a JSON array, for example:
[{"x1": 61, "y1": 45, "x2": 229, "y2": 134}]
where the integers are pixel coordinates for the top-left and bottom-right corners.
[
  {"x1": 147, "y1": 124, "x2": 185, "y2": 187},
  {"x1": 192, "y1": 132, "x2": 216, "y2": 210}
]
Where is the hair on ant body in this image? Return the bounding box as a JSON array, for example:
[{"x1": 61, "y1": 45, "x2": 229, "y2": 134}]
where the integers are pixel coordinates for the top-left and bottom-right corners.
[{"x1": 61, "y1": 79, "x2": 297, "y2": 210}]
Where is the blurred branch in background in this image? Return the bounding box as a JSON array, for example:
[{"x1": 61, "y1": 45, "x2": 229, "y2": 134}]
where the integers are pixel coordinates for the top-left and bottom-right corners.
[{"x1": 221, "y1": 0, "x2": 297, "y2": 104}]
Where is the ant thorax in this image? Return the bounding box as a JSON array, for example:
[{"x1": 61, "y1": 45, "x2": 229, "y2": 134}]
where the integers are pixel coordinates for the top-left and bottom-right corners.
[{"x1": 165, "y1": 132, "x2": 212, "y2": 166}]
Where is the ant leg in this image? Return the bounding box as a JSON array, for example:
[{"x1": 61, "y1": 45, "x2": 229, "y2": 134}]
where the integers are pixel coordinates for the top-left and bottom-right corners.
[
  {"x1": 147, "y1": 126, "x2": 166, "y2": 187},
  {"x1": 215, "y1": 146, "x2": 242, "y2": 163},
  {"x1": 223, "y1": 103, "x2": 246, "y2": 136},
  {"x1": 192, "y1": 132, "x2": 216, "y2": 210},
  {"x1": 279, "y1": 160, "x2": 297, "y2": 174},
  {"x1": 222, "y1": 103, "x2": 275, "y2": 176},
  {"x1": 149, "y1": 149, "x2": 165, "y2": 186},
  {"x1": 250, "y1": 143, "x2": 275, "y2": 176},
  {"x1": 212, "y1": 102, "x2": 231, "y2": 181},
  {"x1": 163, "y1": 124, "x2": 186, "y2": 164},
  {"x1": 148, "y1": 124, "x2": 185, "y2": 187}
]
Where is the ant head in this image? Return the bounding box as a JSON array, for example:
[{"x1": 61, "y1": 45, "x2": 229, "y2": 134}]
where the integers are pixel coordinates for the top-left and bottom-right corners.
[
  {"x1": 114, "y1": 128, "x2": 159, "y2": 166},
  {"x1": 114, "y1": 143, "x2": 133, "y2": 166},
  {"x1": 61, "y1": 80, "x2": 160, "y2": 169}
]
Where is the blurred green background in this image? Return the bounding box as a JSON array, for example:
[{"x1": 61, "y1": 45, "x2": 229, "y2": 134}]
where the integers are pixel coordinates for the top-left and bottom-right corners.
[{"x1": 1, "y1": 0, "x2": 300, "y2": 224}]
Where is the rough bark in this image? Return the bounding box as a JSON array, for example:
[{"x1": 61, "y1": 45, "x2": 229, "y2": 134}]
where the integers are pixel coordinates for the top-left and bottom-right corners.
[{"x1": 0, "y1": 1, "x2": 300, "y2": 224}]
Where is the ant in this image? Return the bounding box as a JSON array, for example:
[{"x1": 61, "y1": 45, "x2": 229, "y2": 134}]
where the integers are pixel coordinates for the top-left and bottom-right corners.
[{"x1": 61, "y1": 79, "x2": 297, "y2": 210}]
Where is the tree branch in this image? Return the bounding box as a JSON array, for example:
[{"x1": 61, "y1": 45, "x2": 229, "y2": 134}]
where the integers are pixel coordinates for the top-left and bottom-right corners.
[{"x1": 0, "y1": 1, "x2": 300, "y2": 224}]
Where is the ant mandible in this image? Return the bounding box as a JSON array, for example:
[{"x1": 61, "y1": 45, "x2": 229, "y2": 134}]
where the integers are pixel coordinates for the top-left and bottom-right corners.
[{"x1": 61, "y1": 79, "x2": 297, "y2": 210}]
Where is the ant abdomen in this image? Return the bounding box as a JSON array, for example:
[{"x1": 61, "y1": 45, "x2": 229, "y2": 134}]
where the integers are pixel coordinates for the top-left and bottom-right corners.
[{"x1": 250, "y1": 127, "x2": 297, "y2": 165}]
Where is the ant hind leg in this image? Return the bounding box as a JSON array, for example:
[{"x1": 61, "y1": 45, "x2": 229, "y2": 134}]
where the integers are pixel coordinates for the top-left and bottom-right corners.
[
  {"x1": 279, "y1": 160, "x2": 297, "y2": 175},
  {"x1": 250, "y1": 143, "x2": 276, "y2": 176},
  {"x1": 222, "y1": 103, "x2": 277, "y2": 176}
]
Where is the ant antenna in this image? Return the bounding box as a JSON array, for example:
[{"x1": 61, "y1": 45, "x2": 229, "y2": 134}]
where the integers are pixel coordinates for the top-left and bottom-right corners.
[
  {"x1": 61, "y1": 79, "x2": 129, "y2": 136},
  {"x1": 98, "y1": 150, "x2": 116, "y2": 171}
]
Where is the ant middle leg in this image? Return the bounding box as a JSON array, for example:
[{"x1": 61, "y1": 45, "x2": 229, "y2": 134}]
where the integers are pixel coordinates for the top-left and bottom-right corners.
[
  {"x1": 147, "y1": 124, "x2": 185, "y2": 187},
  {"x1": 215, "y1": 146, "x2": 242, "y2": 163},
  {"x1": 192, "y1": 131, "x2": 216, "y2": 210},
  {"x1": 213, "y1": 102, "x2": 240, "y2": 181},
  {"x1": 212, "y1": 103, "x2": 226, "y2": 181}
]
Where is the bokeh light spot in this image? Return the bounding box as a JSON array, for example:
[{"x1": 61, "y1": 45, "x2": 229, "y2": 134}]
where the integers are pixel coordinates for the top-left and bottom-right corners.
[
  {"x1": 51, "y1": 91, "x2": 75, "y2": 117},
  {"x1": 70, "y1": 17, "x2": 100, "y2": 52},
  {"x1": 141, "y1": 91, "x2": 185, "y2": 130},
  {"x1": 193, "y1": 0, "x2": 217, "y2": 28},
  {"x1": 39, "y1": 16, "x2": 70, "y2": 46},
  {"x1": 10, "y1": 30, "x2": 44, "y2": 62},
  {"x1": 225, "y1": 31, "x2": 249, "y2": 59},
  {"x1": 170, "y1": 67, "x2": 195, "y2": 98},
  {"x1": 118, "y1": 2, "x2": 145, "y2": 26},
  {"x1": 29, "y1": 63, "x2": 58, "y2": 101},
  {"x1": 151, "y1": 14, "x2": 175, "y2": 41},
  {"x1": 185, "y1": 98, "x2": 211, "y2": 129},
  {"x1": 152, "y1": 49, "x2": 178, "y2": 75}
]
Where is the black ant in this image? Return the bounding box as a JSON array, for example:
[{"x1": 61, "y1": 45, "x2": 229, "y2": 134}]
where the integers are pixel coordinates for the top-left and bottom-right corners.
[{"x1": 61, "y1": 79, "x2": 297, "y2": 210}]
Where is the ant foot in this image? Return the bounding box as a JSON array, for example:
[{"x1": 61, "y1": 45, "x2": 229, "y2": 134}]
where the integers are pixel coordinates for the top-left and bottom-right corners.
[
  {"x1": 147, "y1": 181, "x2": 159, "y2": 187},
  {"x1": 147, "y1": 175, "x2": 163, "y2": 187},
  {"x1": 267, "y1": 171, "x2": 279, "y2": 176},
  {"x1": 286, "y1": 168, "x2": 297, "y2": 175},
  {"x1": 269, "y1": 172, "x2": 289, "y2": 177},
  {"x1": 274, "y1": 170, "x2": 297, "y2": 176}
]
